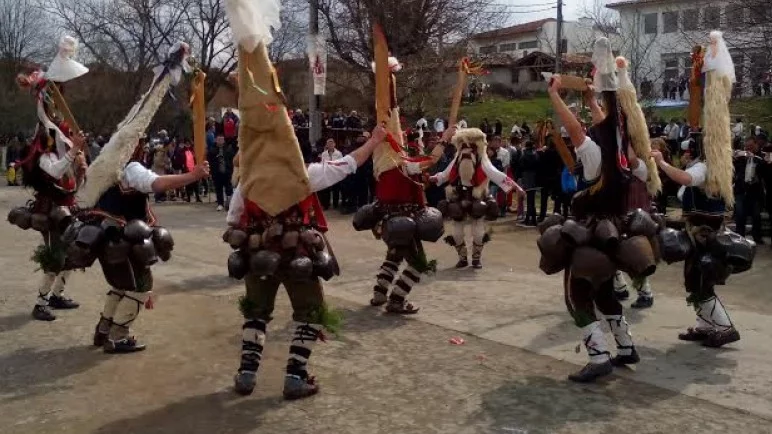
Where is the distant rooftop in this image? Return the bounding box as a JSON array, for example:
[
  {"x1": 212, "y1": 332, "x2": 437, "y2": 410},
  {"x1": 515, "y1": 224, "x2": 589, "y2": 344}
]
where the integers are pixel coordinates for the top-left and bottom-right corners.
[
  {"x1": 606, "y1": 0, "x2": 679, "y2": 9},
  {"x1": 471, "y1": 18, "x2": 556, "y2": 40}
]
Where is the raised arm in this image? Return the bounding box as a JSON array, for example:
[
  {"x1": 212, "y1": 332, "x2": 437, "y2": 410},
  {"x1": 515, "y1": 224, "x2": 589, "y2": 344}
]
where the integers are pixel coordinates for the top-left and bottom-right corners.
[
  {"x1": 652, "y1": 150, "x2": 693, "y2": 186},
  {"x1": 38, "y1": 132, "x2": 86, "y2": 180},
  {"x1": 583, "y1": 85, "x2": 606, "y2": 125},
  {"x1": 547, "y1": 76, "x2": 587, "y2": 148}
]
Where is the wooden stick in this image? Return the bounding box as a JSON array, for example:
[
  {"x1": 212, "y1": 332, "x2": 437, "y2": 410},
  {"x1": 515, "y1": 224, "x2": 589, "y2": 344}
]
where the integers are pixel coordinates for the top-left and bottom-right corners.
[
  {"x1": 47, "y1": 83, "x2": 80, "y2": 134},
  {"x1": 449, "y1": 59, "x2": 467, "y2": 127},
  {"x1": 373, "y1": 23, "x2": 390, "y2": 124},
  {"x1": 190, "y1": 70, "x2": 207, "y2": 166}
]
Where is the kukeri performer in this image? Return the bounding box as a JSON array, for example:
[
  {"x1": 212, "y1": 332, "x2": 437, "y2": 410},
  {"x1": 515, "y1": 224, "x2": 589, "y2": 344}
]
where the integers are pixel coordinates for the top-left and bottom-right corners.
[
  {"x1": 63, "y1": 42, "x2": 207, "y2": 354},
  {"x1": 352, "y1": 25, "x2": 448, "y2": 315},
  {"x1": 608, "y1": 56, "x2": 664, "y2": 310},
  {"x1": 537, "y1": 38, "x2": 662, "y2": 382},
  {"x1": 221, "y1": 0, "x2": 385, "y2": 399},
  {"x1": 8, "y1": 36, "x2": 90, "y2": 321},
  {"x1": 652, "y1": 31, "x2": 755, "y2": 348},
  {"x1": 429, "y1": 128, "x2": 523, "y2": 269}
]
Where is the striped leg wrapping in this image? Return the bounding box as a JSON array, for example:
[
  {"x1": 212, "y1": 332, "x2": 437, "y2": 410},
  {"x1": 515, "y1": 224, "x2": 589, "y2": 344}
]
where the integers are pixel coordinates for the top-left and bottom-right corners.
[
  {"x1": 286, "y1": 322, "x2": 322, "y2": 380},
  {"x1": 472, "y1": 243, "x2": 484, "y2": 261},
  {"x1": 36, "y1": 273, "x2": 57, "y2": 306},
  {"x1": 389, "y1": 266, "x2": 420, "y2": 303},
  {"x1": 239, "y1": 319, "x2": 267, "y2": 374},
  {"x1": 604, "y1": 314, "x2": 634, "y2": 356},
  {"x1": 98, "y1": 289, "x2": 124, "y2": 334},
  {"x1": 373, "y1": 258, "x2": 399, "y2": 295},
  {"x1": 50, "y1": 271, "x2": 72, "y2": 297}
]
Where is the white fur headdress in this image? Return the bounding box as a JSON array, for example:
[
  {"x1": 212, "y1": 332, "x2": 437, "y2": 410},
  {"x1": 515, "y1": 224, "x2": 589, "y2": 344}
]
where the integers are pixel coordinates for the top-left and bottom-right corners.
[
  {"x1": 77, "y1": 43, "x2": 190, "y2": 207},
  {"x1": 224, "y1": 0, "x2": 281, "y2": 52},
  {"x1": 45, "y1": 35, "x2": 89, "y2": 83}
]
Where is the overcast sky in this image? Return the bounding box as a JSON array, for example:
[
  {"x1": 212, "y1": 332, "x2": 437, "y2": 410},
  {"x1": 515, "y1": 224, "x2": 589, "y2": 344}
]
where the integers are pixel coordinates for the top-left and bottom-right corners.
[{"x1": 499, "y1": 0, "x2": 604, "y2": 25}]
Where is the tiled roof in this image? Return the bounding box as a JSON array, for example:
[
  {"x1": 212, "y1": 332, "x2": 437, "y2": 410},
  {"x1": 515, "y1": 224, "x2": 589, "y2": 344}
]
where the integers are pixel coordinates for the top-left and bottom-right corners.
[
  {"x1": 606, "y1": 0, "x2": 672, "y2": 9},
  {"x1": 471, "y1": 18, "x2": 556, "y2": 40}
]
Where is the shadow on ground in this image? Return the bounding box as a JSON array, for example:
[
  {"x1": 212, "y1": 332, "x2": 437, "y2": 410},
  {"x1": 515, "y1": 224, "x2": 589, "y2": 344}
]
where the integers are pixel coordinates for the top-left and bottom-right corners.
[
  {"x1": 0, "y1": 312, "x2": 32, "y2": 334},
  {"x1": 0, "y1": 345, "x2": 103, "y2": 400},
  {"x1": 92, "y1": 391, "x2": 281, "y2": 434}
]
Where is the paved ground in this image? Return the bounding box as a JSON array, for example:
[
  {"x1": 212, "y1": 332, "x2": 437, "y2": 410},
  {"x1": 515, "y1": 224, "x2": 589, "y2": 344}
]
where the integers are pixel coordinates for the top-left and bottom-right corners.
[{"x1": 1, "y1": 186, "x2": 771, "y2": 434}]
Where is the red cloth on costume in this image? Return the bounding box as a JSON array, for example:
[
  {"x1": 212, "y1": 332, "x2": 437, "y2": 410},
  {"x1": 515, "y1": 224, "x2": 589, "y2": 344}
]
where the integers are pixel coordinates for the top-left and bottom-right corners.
[
  {"x1": 375, "y1": 168, "x2": 426, "y2": 206},
  {"x1": 241, "y1": 194, "x2": 329, "y2": 232},
  {"x1": 447, "y1": 162, "x2": 487, "y2": 187}
]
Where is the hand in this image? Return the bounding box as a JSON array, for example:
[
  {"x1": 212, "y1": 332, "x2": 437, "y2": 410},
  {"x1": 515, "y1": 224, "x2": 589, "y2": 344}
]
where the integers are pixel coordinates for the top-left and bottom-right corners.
[
  {"x1": 548, "y1": 75, "x2": 562, "y2": 94},
  {"x1": 370, "y1": 124, "x2": 387, "y2": 143},
  {"x1": 428, "y1": 175, "x2": 439, "y2": 185},
  {"x1": 192, "y1": 161, "x2": 210, "y2": 180},
  {"x1": 651, "y1": 150, "x2": 664, "y2": 165},
  {"x1": 441, "y1": 126, "x2": 457, "y2": 142},
  {"x1": 70, "y1": 132, "x2": 86, "y2": 152},
  {"x1": 582, "y1": 81, "x2": 596, "y2": 103}
]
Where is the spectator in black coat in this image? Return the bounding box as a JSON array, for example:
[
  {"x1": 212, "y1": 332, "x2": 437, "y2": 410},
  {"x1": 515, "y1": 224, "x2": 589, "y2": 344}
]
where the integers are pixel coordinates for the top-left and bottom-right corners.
[
  {"x1": 518, "y1": 139, "x2": 541, "y2": 226},
  {"x1": 493, "y1": 118, "x2": 503, "y2": 136},
  {"x1": 538, "y1": 138, "x2": 564, "y2": 221},
  {"x1": 207, "y1": 134, "x2": 236, "y2": 211},
  {"x1": 733, "y1": 138, "x2": 767, "y2": 244},
  {"x1": 345, "y1": 111, "x2": 363, "y2": 130}
]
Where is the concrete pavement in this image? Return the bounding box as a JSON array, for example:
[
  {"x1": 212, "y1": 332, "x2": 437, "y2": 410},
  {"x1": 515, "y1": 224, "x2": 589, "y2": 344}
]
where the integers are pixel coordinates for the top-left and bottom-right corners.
[{"x1": 1, "y1": 186, "x2": 771, "y2": 433}]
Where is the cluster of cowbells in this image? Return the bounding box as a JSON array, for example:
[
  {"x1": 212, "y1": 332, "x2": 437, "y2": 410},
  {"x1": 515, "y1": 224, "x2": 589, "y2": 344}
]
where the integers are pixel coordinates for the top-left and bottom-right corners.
[
  {"x1": 352, "y1": 203, "x2": 445, "y2": 248},
  {"x1": 224, "y1": 224, "x2": 336, "y2": 281},
  {"x1": 657, "y1": 225, "x2": 755, "y2": 286},
  {"x1": 60, "y1": 218, "x2": 175, "y2": 270},
  {"x1": 437, "y1": 197, "x2": 499, "y2": 221},
  {"x1": 537, "y1": 209, "x2": 666, "y2": 288},
  {"x1": 8, "y1": 205, "x2": 75, "y2": 234}
]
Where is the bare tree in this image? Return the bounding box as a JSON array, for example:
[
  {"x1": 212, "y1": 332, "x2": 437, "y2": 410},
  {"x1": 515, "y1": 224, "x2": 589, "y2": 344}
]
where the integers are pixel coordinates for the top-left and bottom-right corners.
[
  {"x1": 0, "y1": 0, "x2": 52, "y2": 65},
  {"x1": 316, "y1": 0, "x2": 503, "y2": 113},
  {"x1": 270, "y1": 0, "x2": 308, "y2": 63}
]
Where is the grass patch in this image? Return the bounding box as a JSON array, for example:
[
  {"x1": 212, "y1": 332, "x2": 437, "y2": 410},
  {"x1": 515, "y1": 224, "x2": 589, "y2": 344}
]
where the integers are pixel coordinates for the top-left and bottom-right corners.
[{"x1": 460, "y1": 95, "x2": 772, "y2": 133}]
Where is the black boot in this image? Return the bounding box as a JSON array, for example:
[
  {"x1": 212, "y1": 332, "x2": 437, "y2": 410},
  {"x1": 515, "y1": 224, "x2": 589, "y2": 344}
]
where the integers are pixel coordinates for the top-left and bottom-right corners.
[
  {"x1": 678, "y1": 327, "x2": 711, "y2": 341},
  {"x1": 48, "y1": 294, "x2": 80, "y2": 309},
  {"x1": 103, "y1": 336, "x2": 146, "y2": 354},
  {"x1": 631, "y1": 294, "x2": 653, "y2": 309},
  {"x1": 32, "y1": 304, "x2": 56, "y2": 321},
  {"x1": 702, "y1": 327, "x2": 741, "y2": 348},
  {"x1": 283, "y1": 375, "x2": 319, "y2": 400},
  {"x1": 567, "y1": 361, "x2": 613, "y2": 383},
  {"x1": 455, "y1": 258, "x2": 469, "y2": 268},
  {"x1": 234, "y1": 371, "x2": 257, "y2": 396},
  {"x1": 611, "y1": 347, "x2": 641, "y2": 366}
]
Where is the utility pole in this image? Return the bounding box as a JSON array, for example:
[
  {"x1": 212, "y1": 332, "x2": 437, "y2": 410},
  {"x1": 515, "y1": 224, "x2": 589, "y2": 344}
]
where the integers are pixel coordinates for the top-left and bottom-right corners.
[
  {"x1": 309, "y1": 0, "x2": 322, "y2": 148},
  {"x1": 555, "y1": 0, "x2": 563, "y2": 74}
]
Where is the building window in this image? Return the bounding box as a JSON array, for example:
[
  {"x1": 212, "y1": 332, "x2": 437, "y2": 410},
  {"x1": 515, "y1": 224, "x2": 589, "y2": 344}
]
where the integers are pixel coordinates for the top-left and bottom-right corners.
[
  {"x1": 682, "y1": 9, "x2": 699, "y2": 30},
  {"x1": 683, "y1": 55, "x2": 693, "y2": 76},
  {"x1": 518, "y1": 40, "x2": 538, "y2": 49},
  {"x1": 725, "y1": 6, "x2": 744, "y2": 29},
  {"x1": 663, "y1": 11, "x2": 678, "y2": 33},
  {"x1": 703, "y1": 7, "x2": 721, "y2": 29},
  {"x1": 479, "y1": 45, "x2": 497, "y2": 55},
  {"x1": 644, "y1": 13, "x2": 658, "y2": 34},
  {"x1": 499, "y1": 43, "x2": 518, "y2": 52},
  {"x1": 662, "y1": 56, "x2": 680, "y2": 81}
]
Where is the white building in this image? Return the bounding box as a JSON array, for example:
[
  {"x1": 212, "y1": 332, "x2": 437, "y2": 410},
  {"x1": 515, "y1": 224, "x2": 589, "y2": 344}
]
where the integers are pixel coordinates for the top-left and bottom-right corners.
[
  {"x1": 468, "y1": 18, "x2": 616, "y2": 59},
  {"x1": 607, "y1": 0, "x2": 771, "y2": 97},
  {"x1": 467, "y1": 18, "x2": 618, "y2": 93}
]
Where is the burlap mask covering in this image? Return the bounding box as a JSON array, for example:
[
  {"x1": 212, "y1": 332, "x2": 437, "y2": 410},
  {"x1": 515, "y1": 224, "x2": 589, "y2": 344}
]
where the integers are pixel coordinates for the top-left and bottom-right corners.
[{"x1": 237, "y1": 44, "x2": 310, "y2": 216}]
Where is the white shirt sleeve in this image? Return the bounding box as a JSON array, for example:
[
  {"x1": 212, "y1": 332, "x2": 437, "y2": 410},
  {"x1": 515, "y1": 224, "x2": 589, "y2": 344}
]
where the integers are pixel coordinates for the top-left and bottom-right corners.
[
  {"x1": 632, "y1": 160, "x2": 648, "y2": 182},
  {"x1": 497, "y1": 148, "x2": 511, "y2": 168},
  {"x1": 38, "y1": 152, "x2": 74, "y2": 180},
  {"x1": 433, "y1": 156, "x2": 456, "y2": 185},
  {"x1": 227, "y1": 185, "x2": 244, "y2": 226},
  {"x1": 122, "y1": 161, "x2": 159, "y2": 194},
  {"x1": 686, "y1": 162, "x2": 707, "y2": 187},
  {"x1": 307, "y1": 155, "x2": 357, "y2": 192},
  {"x1": 575, "y1": 136, "x2": 602, "y2": 182},
  {"x1": 481, "y1": 157, "x2": 517, "y2": 193}
]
